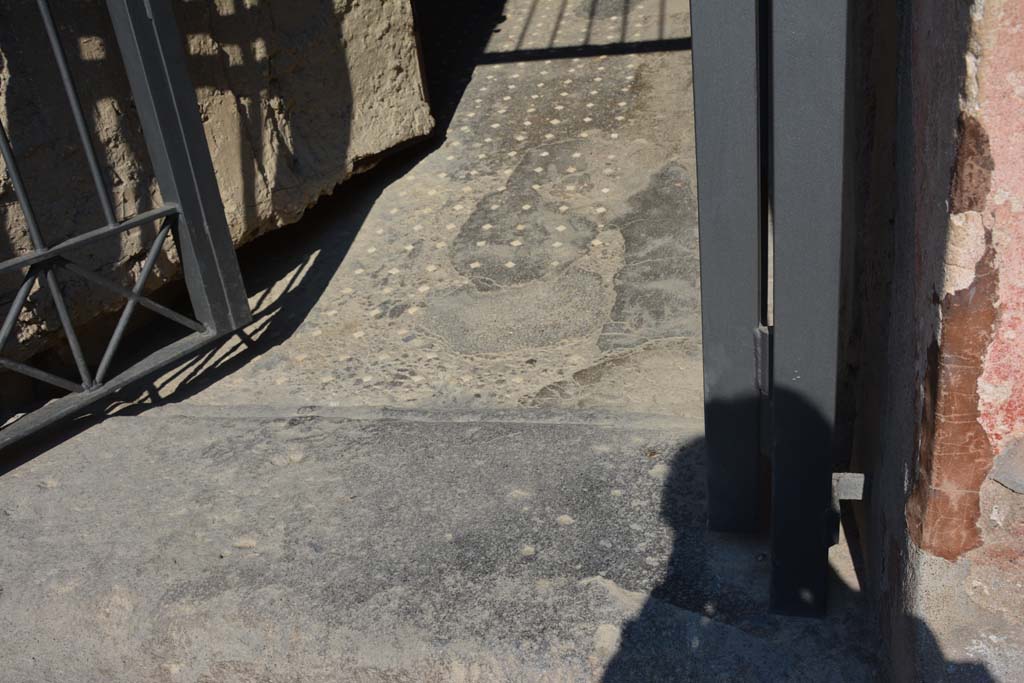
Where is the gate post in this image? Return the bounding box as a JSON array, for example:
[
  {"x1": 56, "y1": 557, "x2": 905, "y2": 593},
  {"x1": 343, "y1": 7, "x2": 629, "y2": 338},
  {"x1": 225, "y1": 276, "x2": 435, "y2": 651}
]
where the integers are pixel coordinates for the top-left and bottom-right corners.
[
  {"x1": 769, "y1": 0, "x2": 849, "y2": 616},
  {"x1": 105, "y1": 0, "x2": 251, "y2": 334},
  {"x1": 691, "y1": 1, "x2": 766, "y2": 532}
]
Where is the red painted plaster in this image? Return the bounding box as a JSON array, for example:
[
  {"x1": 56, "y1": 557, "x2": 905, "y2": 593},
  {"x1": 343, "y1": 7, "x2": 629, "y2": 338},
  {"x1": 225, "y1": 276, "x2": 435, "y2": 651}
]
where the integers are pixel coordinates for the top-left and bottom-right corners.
[{"x1": 977, "y1": 1, "x2": 1024, "y2": 451}]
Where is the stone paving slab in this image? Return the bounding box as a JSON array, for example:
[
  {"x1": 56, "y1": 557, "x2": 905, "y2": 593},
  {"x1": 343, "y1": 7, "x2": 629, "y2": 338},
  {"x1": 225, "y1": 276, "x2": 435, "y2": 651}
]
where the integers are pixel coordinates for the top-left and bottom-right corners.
[{"x1": 0, "y1": 407, "x2": 876, "y2": 682}]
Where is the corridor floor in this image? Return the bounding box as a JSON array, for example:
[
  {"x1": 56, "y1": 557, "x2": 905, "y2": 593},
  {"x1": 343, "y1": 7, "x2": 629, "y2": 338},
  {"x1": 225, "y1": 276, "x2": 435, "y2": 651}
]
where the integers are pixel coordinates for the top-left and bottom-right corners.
[{"x1": 0, "y1": 1, "x2": 880, "y2": 680}]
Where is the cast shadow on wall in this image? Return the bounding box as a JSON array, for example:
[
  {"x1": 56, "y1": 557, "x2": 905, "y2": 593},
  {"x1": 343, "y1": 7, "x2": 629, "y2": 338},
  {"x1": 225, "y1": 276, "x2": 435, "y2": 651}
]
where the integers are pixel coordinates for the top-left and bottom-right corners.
[{"x1": 0, "y1": 0, "x2": 357, "y2": 416}]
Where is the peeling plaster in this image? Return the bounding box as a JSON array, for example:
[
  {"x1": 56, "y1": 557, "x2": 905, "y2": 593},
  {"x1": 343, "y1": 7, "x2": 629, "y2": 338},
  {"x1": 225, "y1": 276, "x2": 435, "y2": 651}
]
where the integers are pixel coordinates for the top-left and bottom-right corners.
[
  {"x1": 908, "y1": 233, "x2": 998, "y2": 561},
  {"x1": 910, "y1": 0, "x2": 1024, "y2": 563},
  {"x1": 943, "y1": 211, "x2": 988, "y2": 295}
]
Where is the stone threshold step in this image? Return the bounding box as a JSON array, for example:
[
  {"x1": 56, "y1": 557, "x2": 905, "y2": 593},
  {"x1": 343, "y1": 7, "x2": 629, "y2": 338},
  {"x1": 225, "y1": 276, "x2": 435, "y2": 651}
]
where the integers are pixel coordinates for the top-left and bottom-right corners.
[
  {"x1": 0, "y1": 404, "x2": 874, "y2": 681},
  {"x1": 132, "y1": 402, "x2": 704, "y2": 432}
]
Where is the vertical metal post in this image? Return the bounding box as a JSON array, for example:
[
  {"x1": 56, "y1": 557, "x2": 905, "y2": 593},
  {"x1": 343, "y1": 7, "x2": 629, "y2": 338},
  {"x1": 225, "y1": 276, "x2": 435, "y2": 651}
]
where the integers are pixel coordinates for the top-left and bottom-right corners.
[
  {"x1": 770, "y1": 0, "x2": 848, "y2": 616},
  {"x1": 104, "y1": 0, "x2": 251, "y2": 334},
  {"x1": 691, "y1": 0, "x2": 765, "y2": 532},
  {"x1": 37, "y1": 0, "x2": 119, "y2": 228}
]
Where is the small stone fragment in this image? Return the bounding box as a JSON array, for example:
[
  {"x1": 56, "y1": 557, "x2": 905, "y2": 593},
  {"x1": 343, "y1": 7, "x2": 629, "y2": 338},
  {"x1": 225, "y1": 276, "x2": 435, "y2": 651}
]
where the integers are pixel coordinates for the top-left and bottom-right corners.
[{"x1": 648, "y1": 463, "x2": 669, "y2": 480}]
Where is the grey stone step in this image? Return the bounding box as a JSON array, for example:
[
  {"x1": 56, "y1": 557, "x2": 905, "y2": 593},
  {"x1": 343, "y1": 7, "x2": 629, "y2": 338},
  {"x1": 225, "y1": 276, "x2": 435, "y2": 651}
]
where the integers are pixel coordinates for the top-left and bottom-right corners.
[{"x1": 0, "y1": 406, "x2": 876, "y2": 681}]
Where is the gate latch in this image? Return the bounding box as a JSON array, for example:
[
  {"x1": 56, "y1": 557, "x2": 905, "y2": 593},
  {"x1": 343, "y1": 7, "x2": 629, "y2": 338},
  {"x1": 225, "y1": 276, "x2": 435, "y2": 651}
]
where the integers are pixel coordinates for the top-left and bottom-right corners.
[{"x1": 831, "y1": 472, "x2": 866, "y2": 514}]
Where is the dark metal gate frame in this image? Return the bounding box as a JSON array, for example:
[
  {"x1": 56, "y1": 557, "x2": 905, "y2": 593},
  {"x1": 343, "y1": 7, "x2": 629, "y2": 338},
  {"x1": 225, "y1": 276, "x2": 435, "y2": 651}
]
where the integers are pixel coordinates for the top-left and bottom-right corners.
[
  {"x1": 692, "y1": 0, "x2": 855, "y2": 616},
  {"x1": 0, "y1": 0, "x2": 251, "y2": 450}
]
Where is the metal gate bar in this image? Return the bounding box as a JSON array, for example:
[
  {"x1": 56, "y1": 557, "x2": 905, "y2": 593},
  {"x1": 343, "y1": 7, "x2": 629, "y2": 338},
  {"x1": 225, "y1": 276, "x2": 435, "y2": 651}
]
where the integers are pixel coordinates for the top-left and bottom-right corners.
[
  {"x1": 690, "y1": 0, "x2": 766, "y2": 533},
  {"x1": 0, "y1": 120, "x2": 94, "y2": 391},
  {"x1": 769, "y1": 0, "x2": 849, "y2": 616},
  {"x1": 693, "y1": 0, "x2": 850, "y2": 616},
  {"x1": 0, "y1": 206, "x2": 180, "y2": 275},
  {"x1": 37, "y1": 0, "x2": 118, "y2": 229},
  {"x1": 0, "y1": 0, "x2": 250, "y2": 451},
  {"x1": 105, "y1": 0, "x2": 251, "y2": 334}
]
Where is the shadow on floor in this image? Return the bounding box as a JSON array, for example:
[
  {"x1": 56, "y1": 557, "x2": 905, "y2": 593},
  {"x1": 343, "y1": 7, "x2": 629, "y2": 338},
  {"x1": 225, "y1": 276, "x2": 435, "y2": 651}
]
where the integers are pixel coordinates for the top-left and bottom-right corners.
[
  {"x1": 410, "y1": 0, "x2": 692, "y2": 126},
  {"x1": 412, "y1": 0, "x2": 509, "y2": 132},
  {"x1": 601, "y1": 391, "x2": 996, "y2": 681},
  {"x1": 0, "y1": 146, "x2": 413, "y2": 470}
]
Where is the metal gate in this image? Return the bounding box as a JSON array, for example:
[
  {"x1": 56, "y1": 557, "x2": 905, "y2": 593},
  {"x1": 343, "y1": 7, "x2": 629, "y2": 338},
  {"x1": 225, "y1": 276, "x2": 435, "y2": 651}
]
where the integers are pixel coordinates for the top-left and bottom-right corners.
[
  {"x1": 692, "y1": 0, "x2": 859, "y2": 616},
  {"x1": 0, "y1": 0, "x2": 250, "y2": 450}
]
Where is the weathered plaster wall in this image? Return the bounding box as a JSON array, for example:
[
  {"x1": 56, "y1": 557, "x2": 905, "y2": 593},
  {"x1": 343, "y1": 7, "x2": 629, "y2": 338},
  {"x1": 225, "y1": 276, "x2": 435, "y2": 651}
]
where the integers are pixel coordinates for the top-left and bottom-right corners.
[
  {"x1": 0, "y1": 0, "x2": 433, "y2": 367},
  {"x1": 852, "y1": 0, "x2": 1024, "y2": 678},
  {"x1": 909, "y1": 1, "x2": 1024, "y2": 677}
]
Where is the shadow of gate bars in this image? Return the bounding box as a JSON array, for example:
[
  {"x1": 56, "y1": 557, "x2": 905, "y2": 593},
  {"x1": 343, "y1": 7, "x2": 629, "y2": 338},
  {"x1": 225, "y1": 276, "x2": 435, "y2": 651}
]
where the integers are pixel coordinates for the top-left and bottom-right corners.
[{"x1": 0, "y1": 0, "x2": 250, "y2": 450}]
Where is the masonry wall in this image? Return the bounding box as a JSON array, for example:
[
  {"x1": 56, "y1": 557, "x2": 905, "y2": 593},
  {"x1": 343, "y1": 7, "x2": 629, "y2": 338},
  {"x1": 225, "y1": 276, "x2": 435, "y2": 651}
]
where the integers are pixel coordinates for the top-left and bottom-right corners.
[
  {"x1": 0, "y1": 0, "x2": 433, "y2": 370},
  {"x1": 851, "y1": 0, "x2": 1024, "y2": 678}
]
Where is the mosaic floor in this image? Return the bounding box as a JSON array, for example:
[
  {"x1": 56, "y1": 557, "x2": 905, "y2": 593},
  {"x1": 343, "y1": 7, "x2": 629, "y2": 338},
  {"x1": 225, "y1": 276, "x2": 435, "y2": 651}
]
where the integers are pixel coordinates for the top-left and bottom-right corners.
[{"x1": 137, "y1": 0, "x2": 702, "y2": 418}]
